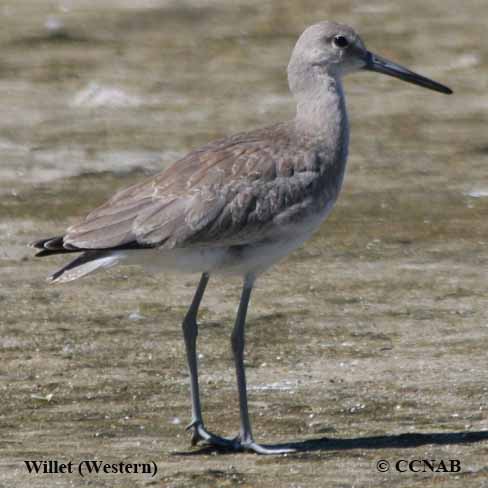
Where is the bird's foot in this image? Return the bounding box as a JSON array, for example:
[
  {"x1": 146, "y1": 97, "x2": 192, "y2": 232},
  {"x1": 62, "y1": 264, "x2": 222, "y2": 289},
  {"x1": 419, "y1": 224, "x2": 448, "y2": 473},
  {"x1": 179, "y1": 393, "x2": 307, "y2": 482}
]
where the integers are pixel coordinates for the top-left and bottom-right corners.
[
  {"x1": 186, "y1": 423, "x2": 296, "y2": 455},
  {"x1": 186, "y1": 420, "x2": 235, "y2": 448},
  {"x1": 238, "y1": 438, "x2": 296, "y2": 455},
  {"x1": 186, "y1": 421, "x2": 295, "y2": 454}
]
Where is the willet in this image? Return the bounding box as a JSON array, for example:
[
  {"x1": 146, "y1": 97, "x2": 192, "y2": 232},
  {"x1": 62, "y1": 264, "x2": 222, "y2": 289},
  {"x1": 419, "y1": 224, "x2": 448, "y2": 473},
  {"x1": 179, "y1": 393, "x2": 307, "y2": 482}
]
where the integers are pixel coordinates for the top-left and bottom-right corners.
[{"x1": 32, "y1": 21, "x2": 452, "y2": 454}]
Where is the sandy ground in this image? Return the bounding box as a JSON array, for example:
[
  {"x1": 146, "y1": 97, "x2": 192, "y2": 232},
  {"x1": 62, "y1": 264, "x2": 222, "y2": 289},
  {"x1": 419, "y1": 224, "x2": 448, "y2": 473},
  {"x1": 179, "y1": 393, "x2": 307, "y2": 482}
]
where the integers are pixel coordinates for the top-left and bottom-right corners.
[{"x1": 0, "y1": 0, "x2": 487, "y2": 486}]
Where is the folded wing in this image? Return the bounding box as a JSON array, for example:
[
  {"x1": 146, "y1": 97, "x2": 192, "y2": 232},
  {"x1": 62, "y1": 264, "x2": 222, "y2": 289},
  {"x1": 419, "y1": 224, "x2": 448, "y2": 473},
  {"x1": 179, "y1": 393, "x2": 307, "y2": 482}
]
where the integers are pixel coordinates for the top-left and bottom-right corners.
[{"x1": 58, "y1": 123, "x2": 321, "y2": 252}]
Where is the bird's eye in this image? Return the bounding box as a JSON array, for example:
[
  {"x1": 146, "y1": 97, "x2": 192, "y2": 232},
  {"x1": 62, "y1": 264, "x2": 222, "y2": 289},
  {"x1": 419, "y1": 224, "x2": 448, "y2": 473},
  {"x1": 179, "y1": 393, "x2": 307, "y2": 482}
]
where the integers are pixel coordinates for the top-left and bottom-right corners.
[{"x1": 333, "y1": 35, "x2": 349, "y2": 48}]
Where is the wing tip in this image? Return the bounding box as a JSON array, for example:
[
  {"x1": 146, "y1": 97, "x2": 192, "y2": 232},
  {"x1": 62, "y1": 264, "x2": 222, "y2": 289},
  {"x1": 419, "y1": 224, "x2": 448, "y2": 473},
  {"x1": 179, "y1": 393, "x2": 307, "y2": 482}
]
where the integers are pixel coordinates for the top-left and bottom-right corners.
[{"x1": 30, "y1": 236, "x2": 85, "y2": 257}]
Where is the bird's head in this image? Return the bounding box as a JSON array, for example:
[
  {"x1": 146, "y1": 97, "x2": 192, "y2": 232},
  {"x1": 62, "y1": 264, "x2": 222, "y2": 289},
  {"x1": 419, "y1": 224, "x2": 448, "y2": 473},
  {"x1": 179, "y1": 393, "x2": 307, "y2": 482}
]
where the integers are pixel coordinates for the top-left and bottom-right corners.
[{"x1": 288, "y1": 21, "x2": 452, "y2": 96}]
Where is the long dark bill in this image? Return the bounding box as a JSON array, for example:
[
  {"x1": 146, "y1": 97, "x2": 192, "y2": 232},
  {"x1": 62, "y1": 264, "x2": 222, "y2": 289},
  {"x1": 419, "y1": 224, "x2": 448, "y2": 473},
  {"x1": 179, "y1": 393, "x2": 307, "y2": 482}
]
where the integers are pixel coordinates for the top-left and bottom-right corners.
[{"x1": 364, "y1": 51, "x2": 452, "y2": 94}]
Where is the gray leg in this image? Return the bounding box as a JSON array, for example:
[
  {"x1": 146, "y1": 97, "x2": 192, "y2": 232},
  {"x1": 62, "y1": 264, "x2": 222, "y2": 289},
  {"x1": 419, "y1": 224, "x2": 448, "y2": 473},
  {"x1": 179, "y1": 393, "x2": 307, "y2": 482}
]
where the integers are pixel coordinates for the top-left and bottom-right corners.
[
  {"x1": 231, "y1": 273, "x2": 295, "y2": 454},
  {"x1": 182, "y1": 273, "x2": 233, "y2": 448},
  {"x1": 183, "y1": 272, "x2": 294, "y2": 454},
  {"x1": 182, "y1": 272, "x2": 208, "y2": 429},
  {"x1": 231, "y1": 273, "x2": 255, "y2": 445}
]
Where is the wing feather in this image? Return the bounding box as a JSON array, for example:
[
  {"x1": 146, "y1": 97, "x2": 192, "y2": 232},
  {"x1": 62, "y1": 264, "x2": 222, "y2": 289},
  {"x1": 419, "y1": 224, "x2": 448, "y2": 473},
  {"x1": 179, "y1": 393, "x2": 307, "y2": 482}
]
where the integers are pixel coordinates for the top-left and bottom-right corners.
[{"x1": 63, "y1": 123, "x2": 323, "y2": 251}]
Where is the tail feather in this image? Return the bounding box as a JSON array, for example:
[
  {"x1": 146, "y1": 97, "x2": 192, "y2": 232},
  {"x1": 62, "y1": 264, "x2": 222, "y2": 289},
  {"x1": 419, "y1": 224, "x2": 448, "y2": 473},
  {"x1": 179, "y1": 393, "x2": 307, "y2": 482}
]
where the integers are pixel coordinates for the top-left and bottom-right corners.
[
  {"x1": 31, "y1": 235, "x2": 152, "y2": 257},
  {"x1": 31, "y1": 234, "x2": 150, "y2": 282},
  {"x1": 49, "y1": 251, "x2": 122, "y2": 283}
]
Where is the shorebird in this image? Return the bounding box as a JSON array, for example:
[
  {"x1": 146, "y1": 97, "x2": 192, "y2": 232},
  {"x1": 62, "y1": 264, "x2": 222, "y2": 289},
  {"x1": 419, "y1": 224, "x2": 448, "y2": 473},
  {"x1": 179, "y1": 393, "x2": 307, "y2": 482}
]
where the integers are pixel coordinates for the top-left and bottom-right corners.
[{"x1": 32, "y1": 21, "x2": 452, "y2": 454}]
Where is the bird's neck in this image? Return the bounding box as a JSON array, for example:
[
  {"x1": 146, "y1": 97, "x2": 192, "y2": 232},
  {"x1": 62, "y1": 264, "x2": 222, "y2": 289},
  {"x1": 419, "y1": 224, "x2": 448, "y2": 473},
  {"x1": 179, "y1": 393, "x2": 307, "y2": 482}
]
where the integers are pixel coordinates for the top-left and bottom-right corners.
[{"x1": 294, "y1": 75, "x2": 349, "y2": 158}]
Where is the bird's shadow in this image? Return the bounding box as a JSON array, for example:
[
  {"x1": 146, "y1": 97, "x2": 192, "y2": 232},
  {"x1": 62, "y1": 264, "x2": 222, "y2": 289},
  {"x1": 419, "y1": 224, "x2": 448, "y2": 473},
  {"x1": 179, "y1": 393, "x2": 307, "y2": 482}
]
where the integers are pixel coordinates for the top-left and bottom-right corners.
[{"x1": 172, "y1": 430, "x2": 488, "y2": 456}]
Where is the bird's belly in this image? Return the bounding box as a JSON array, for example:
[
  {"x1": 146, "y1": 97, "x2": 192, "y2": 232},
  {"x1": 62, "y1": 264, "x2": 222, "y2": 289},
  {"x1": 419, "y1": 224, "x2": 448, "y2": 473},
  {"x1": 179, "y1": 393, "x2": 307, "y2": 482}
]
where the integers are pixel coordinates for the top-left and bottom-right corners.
[
  {"x1": 231, "y1": 203, "x2": 334, "y2": 270},
  {"x1": 120, "y1": 199, "x2": 335, "y2": 277},
  {"x1": 121, "y1": 246, "x2": 229, "y2": 274},
  {"x1": 120, "y1": 240, "x2": 300, "y2": 277},
  {"x1": 219, "y1": 232, "x2": 312, "y2": 275},
  {"x1": 220, "y1": 196, "x2": 337, "y2": 275}
]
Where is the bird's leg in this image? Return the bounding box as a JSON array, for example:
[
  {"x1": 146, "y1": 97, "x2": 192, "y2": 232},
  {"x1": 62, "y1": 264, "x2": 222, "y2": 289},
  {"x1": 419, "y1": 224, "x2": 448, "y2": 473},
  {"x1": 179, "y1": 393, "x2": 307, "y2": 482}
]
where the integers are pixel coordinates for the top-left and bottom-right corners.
[
  {"x1": 182, "y1": 272, "x2": 234, "y2": 448},
  {"x1": 231, "y1": 274, "x2": 255, "y2": 445},
  {"x1": 183, "y1": 272, "x2": 294, "y2": 453},
  {"x1": 230, "y1": 273, "x2": 295, "y2": 455}
]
